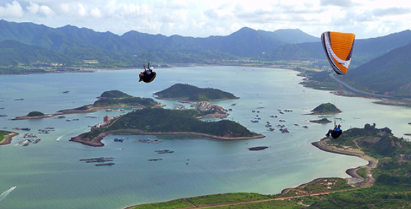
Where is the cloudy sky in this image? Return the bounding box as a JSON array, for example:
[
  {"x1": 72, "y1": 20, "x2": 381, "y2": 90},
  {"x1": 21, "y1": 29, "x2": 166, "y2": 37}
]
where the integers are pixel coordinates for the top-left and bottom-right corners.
[{"x1": 0, "y1": 0, "x2": 410, "y2": 39}]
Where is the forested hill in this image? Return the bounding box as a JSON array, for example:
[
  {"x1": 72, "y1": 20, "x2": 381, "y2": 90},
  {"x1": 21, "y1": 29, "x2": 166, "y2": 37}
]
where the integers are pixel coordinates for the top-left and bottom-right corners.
[
  {"x1": 99, "y1": 108, "x2": 260, "y2": 138},
  {"x1": 154, "y1": 84, "x2": 238, "y2": 102},
  {"x1": 266, "y1": 30, "x2": 411, "y2": 66},
  {"x1": 0, "y1": 40, "x2": 76, "y2": 66},
  {"x1": 345, "y1": 41, "x2": 411, "y2": 97},
  {"x1": 0, "y1": 20, "x2": 318, "y2": 63}
]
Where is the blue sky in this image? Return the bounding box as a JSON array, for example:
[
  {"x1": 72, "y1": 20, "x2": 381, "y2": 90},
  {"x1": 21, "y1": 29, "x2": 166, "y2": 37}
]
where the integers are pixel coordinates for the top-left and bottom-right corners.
[{"x1": 1, "y1": 0, "x2": 410, "y2": 39}]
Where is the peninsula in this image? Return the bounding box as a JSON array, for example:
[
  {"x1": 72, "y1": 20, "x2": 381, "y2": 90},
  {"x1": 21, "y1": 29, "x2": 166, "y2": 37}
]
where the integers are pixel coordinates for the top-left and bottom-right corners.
[
  {"x1": 0, "y1": 130, "x2": 18, "y2": 146},
  {"x1": 70, "y1": 108, "x2": 264, "y2": 147},
  {"x1": 154, "y1": 83, "x2": 239, "y2": 102},
  {"x1": 12, "y1": 90, "x2": 160, "y2": 120}
]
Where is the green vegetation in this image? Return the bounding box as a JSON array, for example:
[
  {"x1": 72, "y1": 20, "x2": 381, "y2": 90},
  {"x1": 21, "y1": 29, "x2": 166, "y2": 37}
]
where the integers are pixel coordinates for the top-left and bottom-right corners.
[
  {"x1": 27, "y1": 111, "x2": 44, "y2": 117},
  {"x1": 83, "y1": 108, "x2": 260, "y2": 140},
  {"x1": 93, "y1": 97, "x2": 158, "y2": 107},
  {"x1": 0, "y1": 130, "x2": 11, "y2": 142},
  {"x1": 345, "y1": 41, "x2": 411, "y2": 97},
  {"x1": 92, "y1": 90, "x2": 158, "y2": 107},
  {"x1": 312, "y1": 102, "x2": 341, "y2": 114},
  {"x1": 308, "y1": 188, "x2": 411, "y2": 208},
  {"x1": 154, "y1": 83, "x2": 238, "y2": 102},
  {"x1": 100, "y1": 90, "x2": 132, "y2": 98},
  {"x1": 187, "y1": 193, "x2": 274, "y2": 206},
  {"x1": 132, "y1": 199, "x2": 192, "y2": 209},
  {"x1": 357, "y1": 168, "x2": 367, "y2": 179}
]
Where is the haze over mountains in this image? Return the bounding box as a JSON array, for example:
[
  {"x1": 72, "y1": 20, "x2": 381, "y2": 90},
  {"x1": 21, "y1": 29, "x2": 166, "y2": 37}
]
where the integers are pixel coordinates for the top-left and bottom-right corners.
[{"x1": 1, "y1": 19, "x2": 411, "y2": 97}]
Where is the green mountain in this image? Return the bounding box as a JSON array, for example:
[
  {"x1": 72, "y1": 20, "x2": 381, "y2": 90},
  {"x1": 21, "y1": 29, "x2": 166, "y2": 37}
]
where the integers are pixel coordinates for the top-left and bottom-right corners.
[
  {"x1": 259, "y1": 28, "x2": 319, "y2": 43},
  {"x1": 0, "y1": 20, "x2": 319, "y2": 63},
  {"x1": 0, "y1": 40, "x2": 76, "y2": 65},
  {"x1": 266, "y1": 30, "x2": 411, "y2": 66},
  {"x1": 98, "y1": 108, "x2": 259, "y2": 138},
  {"x1": 345, "y1": 41, "x2": 411, "y2": 97}
]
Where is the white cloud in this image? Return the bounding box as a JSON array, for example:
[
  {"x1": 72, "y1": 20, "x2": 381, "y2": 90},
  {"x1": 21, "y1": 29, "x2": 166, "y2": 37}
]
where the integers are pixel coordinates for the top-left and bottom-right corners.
[
  {"x1": 1, "y1": 0, "x2": 411, "y2": 39},
  {"x1": 0, "y1": 1, "x2": 24, "y2": 17},
  {"x1": 320, "y1": 0, "x2": 354, "y2": 7},
  {"x1": 372, "y1": 7, "x2": 411, "y2": 17},
  {"x1": 90, "y1": 8, "x2": 103, "y2": 18},
  {"x1": 27, "y1": 2, "x2": 55, "y2": 16}
]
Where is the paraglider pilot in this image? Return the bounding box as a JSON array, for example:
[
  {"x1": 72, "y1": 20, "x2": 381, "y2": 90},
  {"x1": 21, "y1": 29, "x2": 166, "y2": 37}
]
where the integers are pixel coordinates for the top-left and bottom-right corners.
[
  {"x1": 139, "y1": 62, "x2": 156, "y2": 83},
  {"x1": 326, "y1": 124, "x2": 341, "y2": 138}
]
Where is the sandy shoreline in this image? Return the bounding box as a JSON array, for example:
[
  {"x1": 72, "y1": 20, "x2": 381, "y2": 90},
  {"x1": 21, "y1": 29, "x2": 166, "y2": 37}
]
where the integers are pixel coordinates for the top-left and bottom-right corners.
[
  {"x1": 0, "y1": 132, "x2": 19, "y2": 145},
  {"x1": 312, "y1": 137, "x2": 377, "y2": 185},
  {"x1": 70, "y1": 129, "x2": 265, "y2": 147}
]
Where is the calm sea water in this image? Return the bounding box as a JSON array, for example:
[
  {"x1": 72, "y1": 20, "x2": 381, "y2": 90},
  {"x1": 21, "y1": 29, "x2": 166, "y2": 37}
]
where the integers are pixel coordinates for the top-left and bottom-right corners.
[{"x1": 0, "y1": 66, "x2": 410, "y2": 209}]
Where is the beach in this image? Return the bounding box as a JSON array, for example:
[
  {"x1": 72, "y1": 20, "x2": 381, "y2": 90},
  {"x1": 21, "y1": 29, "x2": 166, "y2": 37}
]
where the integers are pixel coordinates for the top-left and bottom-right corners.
[{"x1": 0, "y1": 132, "x2": 19, "y2": 146}]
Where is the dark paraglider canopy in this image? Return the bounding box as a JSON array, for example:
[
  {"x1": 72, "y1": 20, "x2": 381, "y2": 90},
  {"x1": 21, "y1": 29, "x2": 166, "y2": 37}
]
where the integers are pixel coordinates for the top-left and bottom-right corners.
[
  {"x1": 331, "y1": 129, "x2": 342, "y2": 139},
  {"x1": 139, "y1": 62, "x2": 156, "y2": 83},
  {"x1": 326, "y1": 124, "x2": 342, "y2": 139}
]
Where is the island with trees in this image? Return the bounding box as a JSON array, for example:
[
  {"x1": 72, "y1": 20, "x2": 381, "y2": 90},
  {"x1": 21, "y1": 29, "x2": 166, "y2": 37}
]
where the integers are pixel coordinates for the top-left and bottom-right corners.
[
  {"x1": 70, "y1": 108, "x2": 264, "y2": 147},
  {"x1": 154, "y1": 83, "x2": 239, "y2": 102},
  {"x1": 126, "y1": 123, "x2": 411, "y2": 208},
  {"x1": 12, "y1": 90, "x2": 161, "y2": 120},
  {"x1": 309, "y1": 102, "x2": 341, "y2": 115}
]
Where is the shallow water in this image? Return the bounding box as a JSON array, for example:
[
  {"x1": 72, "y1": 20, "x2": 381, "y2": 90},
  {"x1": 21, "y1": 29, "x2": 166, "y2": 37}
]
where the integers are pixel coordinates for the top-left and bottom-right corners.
[{"x1": 0, "y1": 66, "x2": 410, "y2": 209}]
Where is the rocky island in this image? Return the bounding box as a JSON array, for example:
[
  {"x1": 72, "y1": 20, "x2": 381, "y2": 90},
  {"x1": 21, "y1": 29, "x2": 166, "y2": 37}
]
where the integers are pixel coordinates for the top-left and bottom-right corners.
[
  {"x1": 12, "y1": 90, "x2": 161, "y2": 120},
  {"x1": 309, "y1": 117, "x2": 332, "y2": 124},
  {"x1": 309, "y1": 102, "x2": 341, "y2": 115},
  {"x1": 154, "y1": 83, "x2": 239, "y2": 102},
  {"x1": 70, "y1": 108, "x2": 264, "y2": 147}
]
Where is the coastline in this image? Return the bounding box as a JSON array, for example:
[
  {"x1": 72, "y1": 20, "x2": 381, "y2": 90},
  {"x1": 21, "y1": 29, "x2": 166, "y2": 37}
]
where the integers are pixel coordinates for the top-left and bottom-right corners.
[
  {"x1": 70, "y1": 129, "x2": 265, "y2": 147},
  {"x1": 123, "y1": 136, "x2": 376, "y2": 209},
  {"x1": 11, "y1": 104, "x2": 155, "y2": 120},
  {"x1": 311, "y1": 137, "x2": 377, "y2": 187},
  {"x1": 0, "y1": 132, "x2": 19, "y2": 146}
]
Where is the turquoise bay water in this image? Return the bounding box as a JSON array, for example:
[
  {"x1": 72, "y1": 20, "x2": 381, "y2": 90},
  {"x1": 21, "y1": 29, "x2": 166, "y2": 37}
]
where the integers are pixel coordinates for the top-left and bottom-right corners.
[{"x1": 0, "y1": 66, "x2": 410, "y2": 209}]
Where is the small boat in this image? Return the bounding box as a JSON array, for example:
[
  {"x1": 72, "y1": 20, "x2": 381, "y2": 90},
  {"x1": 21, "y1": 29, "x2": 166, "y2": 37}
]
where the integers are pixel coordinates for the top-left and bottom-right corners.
[{"x1": 148, "y1": 158, "x2": 163, "y2": 161}]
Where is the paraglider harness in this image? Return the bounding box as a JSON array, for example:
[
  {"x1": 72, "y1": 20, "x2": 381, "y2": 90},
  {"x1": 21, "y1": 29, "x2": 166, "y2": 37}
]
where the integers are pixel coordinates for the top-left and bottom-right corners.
[
  {"x1": 139, "y1": 63, "x2": 156, "y2": 83},
  {"x1": 327, "y1": 124, "x2": 342, "y2": 139}
]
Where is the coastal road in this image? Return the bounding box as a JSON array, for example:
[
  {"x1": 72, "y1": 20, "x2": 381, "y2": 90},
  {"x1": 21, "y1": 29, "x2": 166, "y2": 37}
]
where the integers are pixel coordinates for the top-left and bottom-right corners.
[{"x1": 329, "y1": 73, "x2": 393, "y2": 99}]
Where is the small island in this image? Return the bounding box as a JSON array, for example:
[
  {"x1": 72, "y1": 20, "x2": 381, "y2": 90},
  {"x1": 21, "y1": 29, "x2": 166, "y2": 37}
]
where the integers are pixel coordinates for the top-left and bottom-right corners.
[
  {"x1": 70, "y1": 108, "x2": 264, "y2": 147},
  {"x1": 154, "y1": 83, "x2": 239, "y2": 102},
  {"x1": 309, "y1": 117, "x2": 332, "y2": 124},
  {"x1": 309, "y1": 102, "x2": 341, "y2": 115},
  {"x1": 248, "y1": 146, "x2": 269, "y2": 151},
  {"x1": 12, "y1": 90, "x2": 161, "y2": 120}
]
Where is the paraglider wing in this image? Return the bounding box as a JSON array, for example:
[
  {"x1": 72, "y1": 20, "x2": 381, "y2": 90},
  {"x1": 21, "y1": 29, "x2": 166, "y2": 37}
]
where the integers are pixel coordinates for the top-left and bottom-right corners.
[
  {"x1": 321, "y1": 32, "x2": 355, "y2": 75},
  {"x1": 142, "y1": 72, "x2": 156, "y2": 83},
  {"x1": 331, "y1": 130, "x2": 342, "y2": 139}
]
